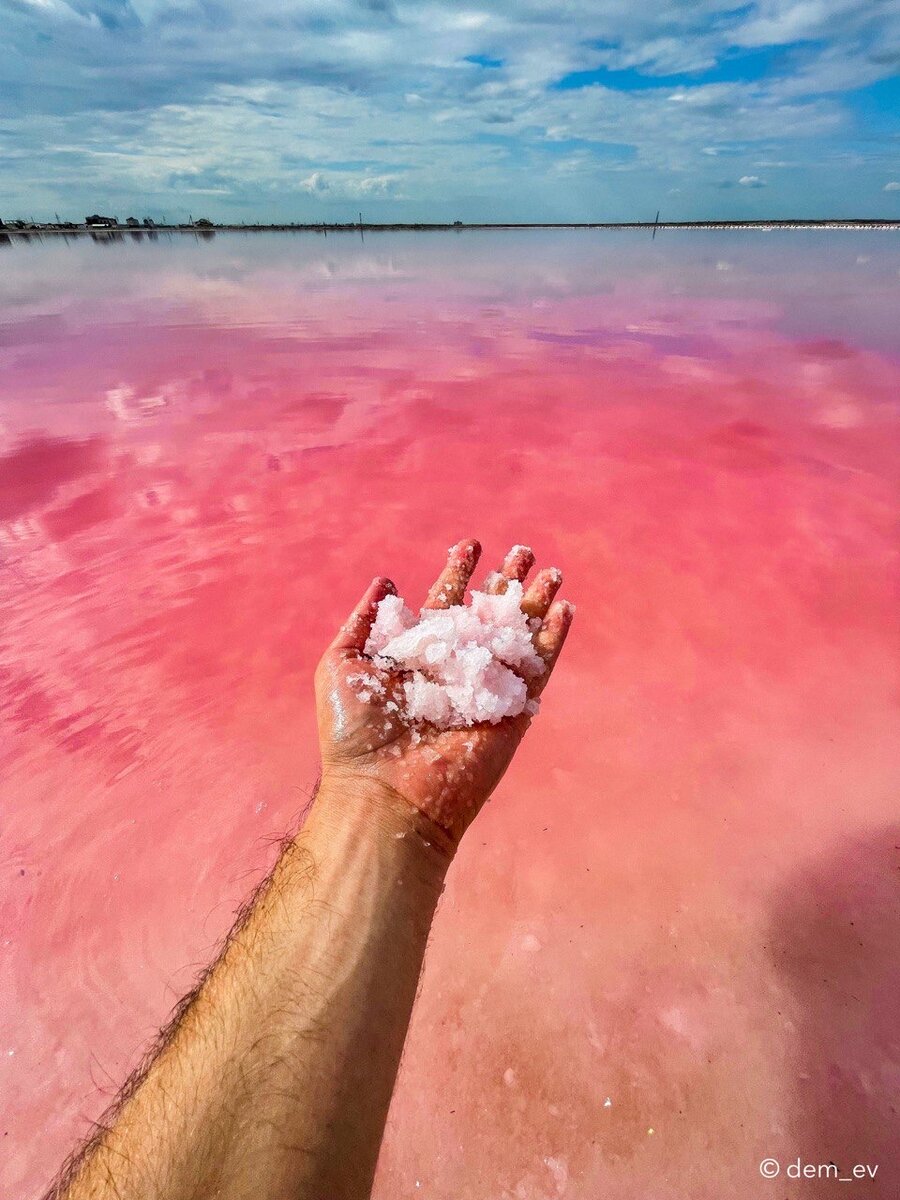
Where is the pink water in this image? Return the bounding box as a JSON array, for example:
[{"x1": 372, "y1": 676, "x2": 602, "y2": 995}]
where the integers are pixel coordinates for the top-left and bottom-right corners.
[{"x1": 1, "y1": 231, "x2": 898, "y2": 1198}]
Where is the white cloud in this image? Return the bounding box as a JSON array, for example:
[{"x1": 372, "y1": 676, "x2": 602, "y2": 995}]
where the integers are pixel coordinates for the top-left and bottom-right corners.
[
  {"x1": 299, "y1": 169, "x2": 401, "y2": 199},
  {"x1": 299, "y1": 171, "x2": 330, "y2": 194},
  {"x1": 738, "y1": 175, "x2": 766, "y2": 187},
  {"x1": 884, "y1": 181, "x2": 900, "y2": 192},
  {"x1": 733, "y1": 0, "x2": 881, "y2": 49}
]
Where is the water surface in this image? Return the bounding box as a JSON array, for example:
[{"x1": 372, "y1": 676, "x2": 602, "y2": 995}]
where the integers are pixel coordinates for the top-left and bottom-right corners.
[{"x1": 2, "y1": 231, "x2": 898, "y2": 1198}]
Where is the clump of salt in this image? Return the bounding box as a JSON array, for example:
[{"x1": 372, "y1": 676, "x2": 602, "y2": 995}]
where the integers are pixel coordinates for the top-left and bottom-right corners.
[{"x1": 362, "y1": 580, "x2": 543, "y2": 729}]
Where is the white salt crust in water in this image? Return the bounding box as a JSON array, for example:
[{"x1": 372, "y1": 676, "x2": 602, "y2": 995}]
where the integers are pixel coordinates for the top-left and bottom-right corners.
[{"x1": 362, "y1": 580, "x2": 543, "y2": 729}]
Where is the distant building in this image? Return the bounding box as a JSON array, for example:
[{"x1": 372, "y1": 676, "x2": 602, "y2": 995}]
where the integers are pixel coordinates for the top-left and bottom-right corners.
[{"x1": 85, "y1": 214, "x2": 118, "y2": 227}]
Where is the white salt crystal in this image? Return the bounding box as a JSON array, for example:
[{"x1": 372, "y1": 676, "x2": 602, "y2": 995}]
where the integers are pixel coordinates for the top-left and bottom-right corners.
[
  {"x1": 369, "y1": 593, "x2": 416, "y2": 642},
  {"x1": 363, "y1": 580, "x2": 542, "y2": 729},
  {"x1": 347, "y1": 670, "x2": 385, "y2": 700}
]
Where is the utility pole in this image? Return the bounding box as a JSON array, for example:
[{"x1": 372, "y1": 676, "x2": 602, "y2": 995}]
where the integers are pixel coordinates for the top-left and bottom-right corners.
[{"x1": 652, "y1": 209, "x2": 660, "y2": 240}]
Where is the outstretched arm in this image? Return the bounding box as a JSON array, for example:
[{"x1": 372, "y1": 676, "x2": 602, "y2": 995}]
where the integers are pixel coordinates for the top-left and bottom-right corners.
[{"x1": 48, "y1": 539, "x2": 573, "y2": 1200}]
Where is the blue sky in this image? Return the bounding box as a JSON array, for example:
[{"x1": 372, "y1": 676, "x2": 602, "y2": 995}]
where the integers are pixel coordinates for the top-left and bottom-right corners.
[{"x1": 1, "y1": 0, "x2": 898, "y2": 222}]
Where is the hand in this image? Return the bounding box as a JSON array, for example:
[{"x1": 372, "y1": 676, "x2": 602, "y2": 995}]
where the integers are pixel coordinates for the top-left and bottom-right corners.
[{"x1": 315, "y1": 539, "x2": 574, "y2": 843}]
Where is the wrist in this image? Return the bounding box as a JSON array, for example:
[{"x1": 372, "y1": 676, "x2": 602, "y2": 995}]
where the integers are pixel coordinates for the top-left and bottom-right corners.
[{"x1": 313, "y1": 769, "x2": 458, "y2": 871}]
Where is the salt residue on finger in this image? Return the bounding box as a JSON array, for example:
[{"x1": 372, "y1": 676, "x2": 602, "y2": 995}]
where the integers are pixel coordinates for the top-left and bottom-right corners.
[{"x1": 362, "y1": 581, "x2": 543, "y2": 728}]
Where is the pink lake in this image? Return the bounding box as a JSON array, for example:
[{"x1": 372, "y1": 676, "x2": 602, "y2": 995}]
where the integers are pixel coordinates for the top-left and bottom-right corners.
[{"x1": 1, "y1": 231, "x2": 898, "y2": 1198}]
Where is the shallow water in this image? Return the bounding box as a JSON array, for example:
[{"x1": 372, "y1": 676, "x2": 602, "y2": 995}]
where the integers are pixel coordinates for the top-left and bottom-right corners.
[{"x1": 2, "y1": 231, "x2": 898, "y2": 1198}]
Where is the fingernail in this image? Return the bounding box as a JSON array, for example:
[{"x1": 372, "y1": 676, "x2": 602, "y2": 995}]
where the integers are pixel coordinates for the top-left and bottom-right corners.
[{"x1": 450, "y1": 538, "x2": 479, "y2": 562}]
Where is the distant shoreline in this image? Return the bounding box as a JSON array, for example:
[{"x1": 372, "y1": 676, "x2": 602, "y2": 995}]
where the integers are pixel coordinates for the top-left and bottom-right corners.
[{"x1": 1, "y1": 218, "x2": 898, "y2": 239}]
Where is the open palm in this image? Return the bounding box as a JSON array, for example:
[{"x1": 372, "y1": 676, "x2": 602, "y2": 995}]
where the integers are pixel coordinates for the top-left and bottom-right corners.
[{"x1": 315, "y1": 539, "x2": 573, "y2": 842}]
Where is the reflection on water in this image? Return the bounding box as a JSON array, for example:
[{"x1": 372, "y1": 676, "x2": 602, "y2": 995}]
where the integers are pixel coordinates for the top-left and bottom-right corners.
[{"x1": 2, "y1": 233, "x2": 898, "y2": 1199}]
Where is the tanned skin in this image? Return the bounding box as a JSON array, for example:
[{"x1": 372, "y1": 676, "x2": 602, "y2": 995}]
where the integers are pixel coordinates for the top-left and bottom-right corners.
[{"x1": 46, "y1": 538, "x2": 574, "y2": 1200}]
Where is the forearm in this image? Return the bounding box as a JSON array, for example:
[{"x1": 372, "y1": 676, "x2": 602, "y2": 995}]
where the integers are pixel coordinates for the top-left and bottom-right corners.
[{"x1": 55, "y1": 778, "x2": 454, "y2": 1200}]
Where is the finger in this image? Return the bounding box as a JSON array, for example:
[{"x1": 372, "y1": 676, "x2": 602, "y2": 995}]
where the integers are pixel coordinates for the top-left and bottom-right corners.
[
  {"x1": 329, "y1": 576, "x2": 396, "y2": 652},
  {"x1": 520, "y1": 567, "x2": 562, "y2": 620},
  {"x1": 423, "y1": 538, "x2": 481, "y2": 609},
  {"x1": 528, "y1": 599, "x2": 575, "y2": 697},
  {"x1": 483, "y1": 544, "x2": 535, "y2": 595}
]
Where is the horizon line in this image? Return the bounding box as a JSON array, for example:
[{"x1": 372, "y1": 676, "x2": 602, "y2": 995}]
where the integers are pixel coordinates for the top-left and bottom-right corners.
[{"x1": 3, "y1": 217, "x2": 899, "y2": 237}]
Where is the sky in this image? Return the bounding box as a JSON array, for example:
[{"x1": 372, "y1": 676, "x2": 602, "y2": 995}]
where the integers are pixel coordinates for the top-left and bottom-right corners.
[{"x1": 1, "y1": 0, "x2": 899, "y2": 223}]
